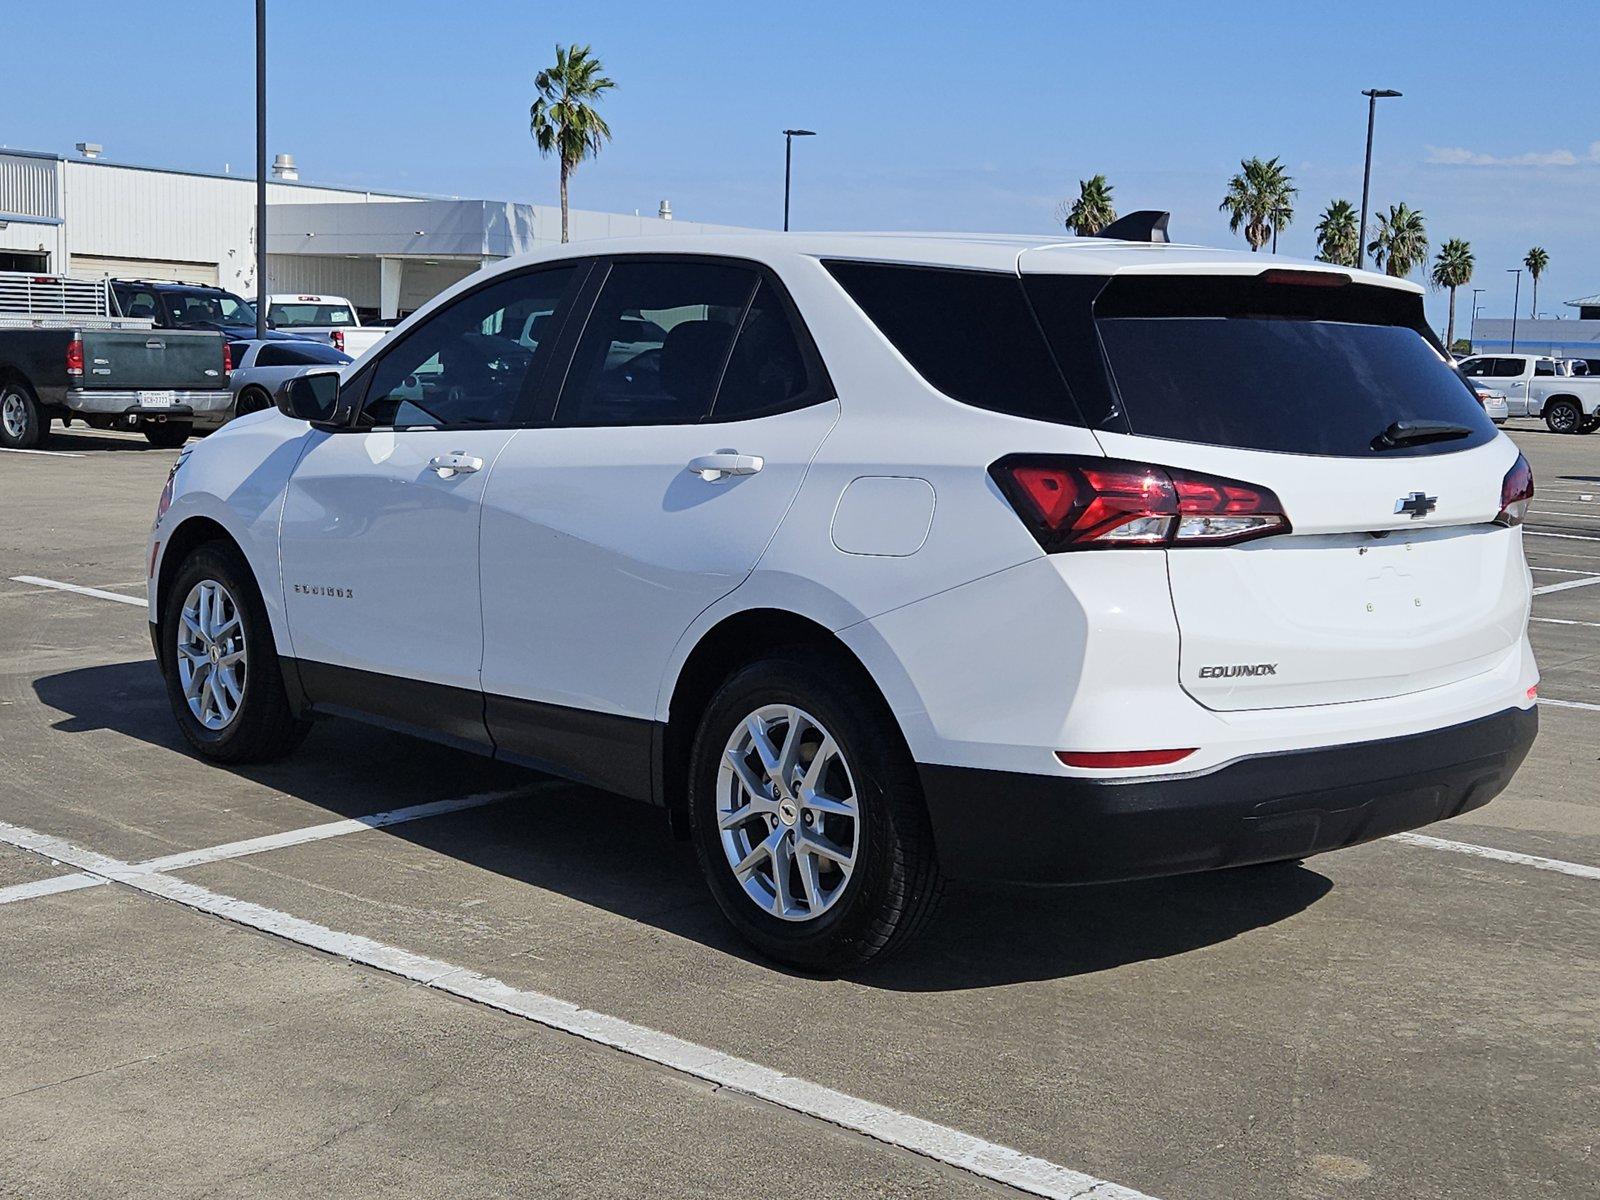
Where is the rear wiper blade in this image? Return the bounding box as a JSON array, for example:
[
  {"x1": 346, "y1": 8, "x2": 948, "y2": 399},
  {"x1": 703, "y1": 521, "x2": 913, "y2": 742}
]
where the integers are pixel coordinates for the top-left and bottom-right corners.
[{"x1": 1372, "y1": 420, "x2": 1473, "y2": 450}]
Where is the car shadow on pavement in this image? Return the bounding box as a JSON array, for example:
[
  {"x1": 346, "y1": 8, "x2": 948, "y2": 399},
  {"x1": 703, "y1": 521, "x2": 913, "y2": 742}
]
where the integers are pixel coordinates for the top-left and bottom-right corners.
[{"x1": 34, "y1": 659, "x2": 1333, "y2": 991}]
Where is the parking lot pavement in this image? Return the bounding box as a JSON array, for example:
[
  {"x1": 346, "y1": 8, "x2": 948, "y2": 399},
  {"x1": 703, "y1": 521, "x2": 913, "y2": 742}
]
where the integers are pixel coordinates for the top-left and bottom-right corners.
[{"x1": 3, "y1": 422, "x2": 1598, "y2": 1199}]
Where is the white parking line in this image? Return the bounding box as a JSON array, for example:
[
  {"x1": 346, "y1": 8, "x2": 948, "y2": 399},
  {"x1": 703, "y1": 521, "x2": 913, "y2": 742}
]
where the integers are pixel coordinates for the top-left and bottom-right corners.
[
  {"x1": 1532, "y1": 617, "x2": 1600, "y2": 630},
  {"x1": 1532, "y1": 575, "x2": 1600, "y2": 596},
  {"x1": 1530, "y1": 566, "x2": 1600, "y2": 577},
  {"x1": 0, "y1": 788, "x2": 542, "y2": 907},
  {"x1": 0, "y1": 446, "x2": 85, "y2": 457},
  {"x1": 0, "y1": 818, "x2": 1155, "y2": 1200},
  {"x1": 1525, "y1": 530, "x2": 1600, "y2": 542},
  {"x1": 10, "y1": 575, "x2": 148, "y2": 607},
  {"x1": 1540, "y1": 696, "x2": 1600, "y2": 713},
  {"x1": 1389, "y1": 832, "x2": 1600, "y2": 881}
]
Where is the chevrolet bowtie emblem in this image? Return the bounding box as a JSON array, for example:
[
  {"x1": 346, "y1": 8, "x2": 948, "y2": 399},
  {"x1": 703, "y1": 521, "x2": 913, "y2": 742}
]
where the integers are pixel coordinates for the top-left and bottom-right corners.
[{"x1": 1394, "y1": 491, "x2": 1437, "y2": 519}]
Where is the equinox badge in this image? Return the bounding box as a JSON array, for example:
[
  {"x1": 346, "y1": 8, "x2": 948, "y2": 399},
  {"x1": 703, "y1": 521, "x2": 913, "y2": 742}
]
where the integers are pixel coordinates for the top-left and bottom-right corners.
[{"x1": 1394, "y1": 491, "x2": 1437, "y2": 519}]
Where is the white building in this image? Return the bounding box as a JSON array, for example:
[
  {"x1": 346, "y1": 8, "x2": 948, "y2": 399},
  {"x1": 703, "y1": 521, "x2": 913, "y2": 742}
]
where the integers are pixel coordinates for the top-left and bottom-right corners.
[
  {"x1": 0, "y1": 146, "x2": 750, "y2": 319},
  {"x1": 1471, "y1": 293, "x2": 1600, "y2": 358}
]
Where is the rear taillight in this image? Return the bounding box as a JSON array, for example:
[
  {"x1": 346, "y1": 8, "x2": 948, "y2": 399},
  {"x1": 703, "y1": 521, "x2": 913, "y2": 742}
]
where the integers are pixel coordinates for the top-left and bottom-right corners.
[
  {"x1": 330, "y1": 330, "x2": 345, "y2": 353},
  {"x1": 222, "y1": 342, "x2": 232, "y2": 373},
  {"x1": 990, "y1": 455, "x2": 1291, "y2": 551},
  {"x1": 1495, "y1": 452, "x2": 1534, "y2": 527},
  {"x1": 65, "y1": 338, "x2": 84, "y2": 376}
]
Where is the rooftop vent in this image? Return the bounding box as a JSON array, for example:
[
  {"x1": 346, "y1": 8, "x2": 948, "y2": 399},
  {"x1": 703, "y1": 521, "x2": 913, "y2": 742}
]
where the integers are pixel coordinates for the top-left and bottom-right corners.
[
  {"x1": 658, "y1": 199, "x2": 673, "y2": 221},
  {"x1": 272, "y1": 153, "x2": 299, "y2": 181},
  {"x1": 75, "y1": 142, "x2": 103, "y2": 159}
]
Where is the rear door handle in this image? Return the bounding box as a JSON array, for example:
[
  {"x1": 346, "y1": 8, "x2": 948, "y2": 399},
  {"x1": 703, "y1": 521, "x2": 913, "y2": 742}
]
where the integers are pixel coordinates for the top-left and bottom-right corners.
[
  {"x1": 428, "y1": 451, "x2": 483, "y2": 478},
  {"x1": 686, "y1": 451, "x2": 764, "y2": 482}
]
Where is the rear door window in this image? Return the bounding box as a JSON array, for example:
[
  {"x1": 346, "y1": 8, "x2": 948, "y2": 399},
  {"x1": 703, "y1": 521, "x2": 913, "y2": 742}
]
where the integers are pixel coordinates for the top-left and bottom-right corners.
[
  {"x1": 1492, "y1": 358, "x2": 1526, "y2": 378},
  {"x1": 1028, "y1": 274, "x2": 1496, "y2": 458}
]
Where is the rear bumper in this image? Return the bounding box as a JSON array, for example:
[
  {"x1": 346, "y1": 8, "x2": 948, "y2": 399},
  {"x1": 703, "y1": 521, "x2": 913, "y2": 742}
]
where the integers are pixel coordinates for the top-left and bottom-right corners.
[
  {"x1": 918, "y1": 705, "x2": 1538, "y2": 884},
  {"x1": 64, "y1": 388, "x2": 232, "y2": 427}
]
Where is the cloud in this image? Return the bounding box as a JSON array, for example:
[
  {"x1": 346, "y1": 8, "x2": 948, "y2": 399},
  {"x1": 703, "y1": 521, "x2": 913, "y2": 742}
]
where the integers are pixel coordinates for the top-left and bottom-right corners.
[{"x1": 1425, "y1": 142, "x2": 1600, "y2": 167}]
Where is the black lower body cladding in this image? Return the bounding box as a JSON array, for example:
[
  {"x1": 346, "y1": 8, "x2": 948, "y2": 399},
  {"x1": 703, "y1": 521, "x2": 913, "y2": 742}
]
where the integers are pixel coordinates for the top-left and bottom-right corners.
[{"x1": 918, "y1": 706, "x2": 1538, "y2": 884}]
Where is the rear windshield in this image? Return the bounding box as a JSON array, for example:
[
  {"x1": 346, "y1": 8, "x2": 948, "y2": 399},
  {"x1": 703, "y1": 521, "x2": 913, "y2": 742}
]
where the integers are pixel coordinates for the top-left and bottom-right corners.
[
  {"x1": 271, "y1": 303, "x2": 356, "y2": 328},
  {"x1": 1035, "y1": 274, "x2": 1497, "y2": 458}
]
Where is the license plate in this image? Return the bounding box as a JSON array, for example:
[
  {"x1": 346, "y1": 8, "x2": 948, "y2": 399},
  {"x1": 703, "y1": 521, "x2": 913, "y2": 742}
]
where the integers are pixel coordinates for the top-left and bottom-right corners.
[{"x1": 139, "y1": 390, "x2": 177, "y2": 409}]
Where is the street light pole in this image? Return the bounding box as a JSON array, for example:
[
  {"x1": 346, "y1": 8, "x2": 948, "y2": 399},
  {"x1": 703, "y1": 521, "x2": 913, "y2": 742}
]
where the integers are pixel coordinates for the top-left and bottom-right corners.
[
  {"x1": 254, "y1": 0, "x2": 267, "y2": 341},
  {"x1": 1356, "y1": 88, "x2": 1402, "y2": 271},
  {"x1": 1470, "y1": 287, "x2": 1485, "y2": 349},
  {"x1": 1508, "y1": 269, "x2": 1522, "y2": 353},
  {"x1": 782, "y1": 129, "x2": 815, "y2": 232}
]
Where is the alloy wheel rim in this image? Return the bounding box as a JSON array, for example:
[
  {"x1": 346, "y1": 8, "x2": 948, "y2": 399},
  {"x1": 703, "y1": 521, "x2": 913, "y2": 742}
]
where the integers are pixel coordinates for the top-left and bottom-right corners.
[
  {"x1": 716, "y1": 704, "x2": 860, "y2": 922},
  {"x1": 176, "y1": 580, "x2": 247, "y2": 730},
  {"x1": 1, "y1": 393, "x2": 25, "y2": 440},
  {"x1": 1554, "y1": 406, "x2": 1577, "y2": 431}
]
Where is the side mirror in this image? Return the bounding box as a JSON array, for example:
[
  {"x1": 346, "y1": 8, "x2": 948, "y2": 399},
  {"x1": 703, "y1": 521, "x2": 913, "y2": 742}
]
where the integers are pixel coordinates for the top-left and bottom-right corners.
[{"x1": 275, "y1": 370, "x2": 341, "y2": 423}]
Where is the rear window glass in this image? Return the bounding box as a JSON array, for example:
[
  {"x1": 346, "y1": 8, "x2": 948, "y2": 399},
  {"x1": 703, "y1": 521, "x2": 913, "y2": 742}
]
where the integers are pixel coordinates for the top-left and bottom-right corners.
[
  {"x1": 271, "y1": 303, "x2": 355, "y2": 328},
  {"x1": 1032, "y1": 275, "x2": 1496, "y2": 458},
  {"x1": 824, "y1": 261, "x2": 1081, "y2": 424}
]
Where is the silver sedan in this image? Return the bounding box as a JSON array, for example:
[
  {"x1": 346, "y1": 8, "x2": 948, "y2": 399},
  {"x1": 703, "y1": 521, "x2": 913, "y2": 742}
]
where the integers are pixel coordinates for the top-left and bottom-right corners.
[
  {"x1": 1470, "y1": 382, "x2": 1510, "y2": 425},
  {"x1": 226, "y1": 338, "x2": 353, "y2": 422}
]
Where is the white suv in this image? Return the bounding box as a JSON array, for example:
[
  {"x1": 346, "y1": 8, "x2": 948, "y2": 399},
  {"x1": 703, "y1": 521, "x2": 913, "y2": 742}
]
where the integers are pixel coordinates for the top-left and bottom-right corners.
[{"x1": 148, "y1": 232, "x2": 1539, "y2": 969}]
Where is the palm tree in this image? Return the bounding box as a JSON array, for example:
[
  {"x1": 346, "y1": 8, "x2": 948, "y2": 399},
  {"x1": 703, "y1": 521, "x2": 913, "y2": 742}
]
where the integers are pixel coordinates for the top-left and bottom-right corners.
[
  {"x1": 1430, "y1": 238, "x2": 1475, "y2": 350},
  {"x1": 1524, "y1": 246, "x2": 1549, "y2": 317},
  {"x1": 1313, "y1": 199, "x2": 1360, "y2": 266},
  {"x1": 529, "y1": 44, "x2": 616, "y2": 243},
  {"x1": 1058, "y1": 175, "x2": 1117, "y2": 236},
  {"x1": 1218, "y1": 157, "x2": 1296, "y2": 252},
  {"x1": 1367, "y1": 203, "x2": 1428, "y2": 278}
]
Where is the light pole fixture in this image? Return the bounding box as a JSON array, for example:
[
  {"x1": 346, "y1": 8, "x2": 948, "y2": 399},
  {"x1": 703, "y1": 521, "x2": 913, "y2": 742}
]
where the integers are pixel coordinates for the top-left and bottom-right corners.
[
  {"x1": 1507, "y1": 269, "x2": 1522, "y2": 353},
  {"x1": 255, "y1": 0, "x2": 268, "y2": 340},
  {"x1": 1356, "y1": 88, "x2": 1402, "y2": 271},
  {"x1": 782, "y1": 129, "x2": 816, "y2": 232}
]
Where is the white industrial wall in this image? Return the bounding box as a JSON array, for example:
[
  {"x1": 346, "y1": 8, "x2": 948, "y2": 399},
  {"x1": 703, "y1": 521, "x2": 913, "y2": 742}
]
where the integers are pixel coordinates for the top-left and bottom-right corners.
[
  {"x1": 0, "y1": 153, "x2": 68, "y2": 268},
  {"x1": 267, "y1": 255, "x2": 482, "y2": 313}
]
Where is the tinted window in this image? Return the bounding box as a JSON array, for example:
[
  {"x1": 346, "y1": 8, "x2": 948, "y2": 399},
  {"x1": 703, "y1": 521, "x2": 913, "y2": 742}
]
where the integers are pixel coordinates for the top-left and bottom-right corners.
[
  {"x1": 271, "y1": 302, "x2": 356, "y2": 328},
  {"x1": 256, "y1": 342, "x2": 352, "y2": 368},
  {"x1": 558, "y1": 261, "x2": 756, "y2": 426},
  {"x1": 711, "y1": 280, "x2": 814, "y2": 419},
  {"x1": 114, "y1": 284, "x2": 161, "y2": 322},
  {"x1": 1534, "y1": 359, "x2": 1555, "y2": 376},
  {"x1": 162, "y1": 290, "x2": 256, "y2": 328},
  {"x1": 1459, "y1": 357, "x2": 1491, "y2": 377},
  {"x1": 1094, "y1": 318, "x2": 1494, "y2": 456},
  {"x1": 825, "y1": 261, "x2": 1080, "y2": 424},
  {"x1": 359, "y1": 266, "x2": 575, "y2": 429},
  {"x1": 227, "y1": 341, "x2": 252, "y2": 368},
  {"x1": 1492, "y1": 358, "x2": 1525, "y2": 378}
]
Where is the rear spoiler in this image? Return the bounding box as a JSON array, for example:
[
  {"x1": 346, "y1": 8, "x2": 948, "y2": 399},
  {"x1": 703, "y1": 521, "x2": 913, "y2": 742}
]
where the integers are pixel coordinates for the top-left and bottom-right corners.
[{"x1": 1092, "y1": 211, "x2": 1171, "y2": 244}]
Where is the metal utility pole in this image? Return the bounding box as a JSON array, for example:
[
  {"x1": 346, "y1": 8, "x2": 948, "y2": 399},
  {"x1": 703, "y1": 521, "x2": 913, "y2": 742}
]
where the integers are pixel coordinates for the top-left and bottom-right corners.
[
  {"x1": 1470, "y1": 287, "x2": 1485, "y2": 347},
  {"x1": 782, "y1": 129, "x2": 815, "y2": 232},
  {"x1": 255, "y1": 0, "x2": 267, "y2": 340},
  {"x1": 1508, "y1": 269, "x2": 1522, "y2": 353},
  {"x1": 1356, "y1": 88, "x2": 1402, "y2": 271}
]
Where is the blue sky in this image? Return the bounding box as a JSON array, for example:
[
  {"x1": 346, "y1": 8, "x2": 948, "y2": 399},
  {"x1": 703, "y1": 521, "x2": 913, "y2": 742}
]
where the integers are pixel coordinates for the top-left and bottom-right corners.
[{"x1": 7, "y1": 0, "x2": 1596, "y2": 336}]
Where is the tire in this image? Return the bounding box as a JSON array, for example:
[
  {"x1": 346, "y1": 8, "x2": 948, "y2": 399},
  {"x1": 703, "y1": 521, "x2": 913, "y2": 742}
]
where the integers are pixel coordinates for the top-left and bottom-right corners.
[
  {"x1": 687, "y1": 652, "x2": 942, "y2": 972},
  {"x1": 144, "y1": 421, "x2": 193, "y2": 448},
  {"x1": 1581, "y1": 415, "x2": 1600, "y2": 435},
  {"x1": 1545, "y1": 399, "x2": 1582, "y2": 434},
  {"x1": 160, "y1": 542, "x2": 310, "y2": 763},
  {"x1": 234, "y1": 387, "x2": 271, "y2": 419},
  {"x1": 1, "y1": 379, "x2": 49, "y2": 449}
]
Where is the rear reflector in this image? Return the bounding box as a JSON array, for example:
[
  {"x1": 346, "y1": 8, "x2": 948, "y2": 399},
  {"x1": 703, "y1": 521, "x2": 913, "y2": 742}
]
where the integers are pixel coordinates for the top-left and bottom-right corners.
[
  {"x1": 1495, "y1": 453, "x2": 1534, "y2": 527},
  {"x1": 1056, "y1": 748, "x2": 1197, "y2": 769},
  {"x1": 991, "y1": 455, "x2": 1291, "y2": 551}
]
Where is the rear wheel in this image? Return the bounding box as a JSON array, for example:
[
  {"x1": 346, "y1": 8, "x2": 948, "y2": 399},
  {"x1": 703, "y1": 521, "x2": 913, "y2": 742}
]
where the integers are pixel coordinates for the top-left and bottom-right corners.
[
  {"x1": 161, "y1": 542, "x2": 309, "y2": 763},
  {"x1": 1, "y1": 381, "x2": 49, "y2": 449},
  {"x1": 143, "y1": 420, "x2": 193, "y2": 448},
  {"x1": 234, "y1": 387, "x2": 271, "y2": 419},
  {"x1": 687, "y1": 653, "x2": 941, "y2": 972},
  {"x1": 1545, "y1": 399, "x2": 1582, "y2": 434},
  {"x1": 1581, "y1": 415, "x2": 1600, "y2": 434}
]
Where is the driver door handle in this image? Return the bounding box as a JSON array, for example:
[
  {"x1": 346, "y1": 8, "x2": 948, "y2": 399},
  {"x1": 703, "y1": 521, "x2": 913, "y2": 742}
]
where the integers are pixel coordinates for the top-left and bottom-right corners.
[
  {"x1": 429, "y1": 451, "x2": 483, "y2": 478},
  {"x1": 686, "y1": 451, "x2": 764, "y2": 482}
]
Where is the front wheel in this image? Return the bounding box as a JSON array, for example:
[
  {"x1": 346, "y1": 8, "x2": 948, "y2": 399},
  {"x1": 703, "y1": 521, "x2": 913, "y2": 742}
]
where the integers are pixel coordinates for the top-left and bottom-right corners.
[
  {"x1": 144, "y1": 421, "x2": 193, "y2": 448},
  {"x1": 1545, "y1": 400, "x2": 1582, "y2": 434},
  {"x1": 1, "y1": 381, "x2": 49, "y2": 449},
  {"x1": 234, "y1": 387, "x2": 271, "y2": 419},
  {"x1": 161, "y1": 542, "x2": 309, "y2": 763},
  {"x1": 687, "y1": 653, "x2": 942, "y2": 972}
]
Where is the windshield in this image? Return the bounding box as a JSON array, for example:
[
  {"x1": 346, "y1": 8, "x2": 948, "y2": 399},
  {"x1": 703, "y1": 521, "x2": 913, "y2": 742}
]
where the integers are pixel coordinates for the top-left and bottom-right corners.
[
  {"x1": 162, "y1": 291, "x2": 257, "y2": 328},
  {"x1": 270, "y1": 302, "x2": 356, "y2": 328},
  {"x1": 1026, "y1": 274, "x2": 1496, "y2": 458}
]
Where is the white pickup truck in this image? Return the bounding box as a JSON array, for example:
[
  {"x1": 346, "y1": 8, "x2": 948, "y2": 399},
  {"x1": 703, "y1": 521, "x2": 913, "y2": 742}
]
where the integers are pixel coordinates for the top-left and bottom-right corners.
[
  {"x1": 260, "y1": 293, "x2": 388, "y2": 359},
  {"x1": 1459, "y1": 352, "x2": 1600, "y2": 433}
]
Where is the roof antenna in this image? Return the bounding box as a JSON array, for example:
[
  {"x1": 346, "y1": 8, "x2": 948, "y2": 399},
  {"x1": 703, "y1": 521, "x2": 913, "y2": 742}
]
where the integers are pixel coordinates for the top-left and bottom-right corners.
[{"x1": 1092, "y1": 211, "x2": 1171, "y2": 244}]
